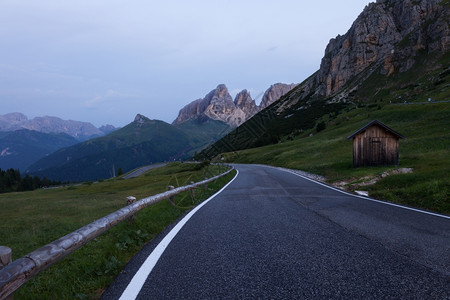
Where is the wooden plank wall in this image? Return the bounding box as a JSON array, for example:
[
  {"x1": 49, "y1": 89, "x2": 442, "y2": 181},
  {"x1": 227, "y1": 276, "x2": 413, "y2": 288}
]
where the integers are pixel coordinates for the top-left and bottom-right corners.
[{"x1": 353, "y1": 125, "x2": 399, "y2": 167}]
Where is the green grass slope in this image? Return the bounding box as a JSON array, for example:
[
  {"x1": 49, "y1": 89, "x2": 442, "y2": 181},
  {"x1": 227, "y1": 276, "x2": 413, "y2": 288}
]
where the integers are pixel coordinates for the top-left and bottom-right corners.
[
  {"x1": 0, "y1": 162, "x2": 235, "y2": 299},
  {"x1": 175, "y1": 116, "x2": 231, "y2": 156},
  {"x1": 28, "y1": 117, "x2": 193, "y2": 182},
  {"x1": 219, "y1": 102, "x2": 450, "y2": 214}
]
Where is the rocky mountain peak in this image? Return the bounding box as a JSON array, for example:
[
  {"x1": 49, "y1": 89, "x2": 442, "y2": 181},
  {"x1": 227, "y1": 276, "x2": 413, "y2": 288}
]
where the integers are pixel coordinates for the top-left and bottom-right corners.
[
  {"x1": 134, "y1": 114, "x2": 146, "y2": 122},
  {"x1": 234, "y1": 89, "x2": 251, "y2": 107},
  {"x1": 173, "y1": 84, "x2": 242, "y2": 127},
  {"x1": 0, "y1": 112, "x2": 28, "y2": 127},
  {"x1": 173, "y1": 82, "x2": 299, "y2": 127},
  {"x1": 278, "y1": 0, "x2": 449, "y2": 111},
  {"x1": 260, "y1": 83, "x2": 298, "y2": 109},
  {"x1": 212, "y1": 84, "x2": 231, "y2": 100},
  {"x1": 134, "y1": 114, "x2": 152, "y2": 126},
  {"x1": 200, "y1": 84, "x2": 246, "y2": 127},
  {"x1": 234, "y1": 90, "x2": 259, "y2": 118}
]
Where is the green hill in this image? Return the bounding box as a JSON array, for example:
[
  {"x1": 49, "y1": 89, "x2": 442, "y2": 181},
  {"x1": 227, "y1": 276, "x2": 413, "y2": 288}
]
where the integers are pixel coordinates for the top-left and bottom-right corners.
[
  {"x1": 174, "y1": 116, "x2": 231, "y2": 156},
  {"x1": 28, "y1": 114, "x2": 231, "y2": 182},
  {"x1": 28, "y1": 115, "x2": 193, "y2": 182}
]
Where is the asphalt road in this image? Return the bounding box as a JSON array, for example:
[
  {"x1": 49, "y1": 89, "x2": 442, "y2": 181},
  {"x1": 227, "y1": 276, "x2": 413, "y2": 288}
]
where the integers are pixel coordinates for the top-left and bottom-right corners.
[
  {"x1": 122, "y1": 163, "x2": 167, "y2": 179},
  {"x1": 103, "y1": 164, "x2": 450, "y2": 299}
]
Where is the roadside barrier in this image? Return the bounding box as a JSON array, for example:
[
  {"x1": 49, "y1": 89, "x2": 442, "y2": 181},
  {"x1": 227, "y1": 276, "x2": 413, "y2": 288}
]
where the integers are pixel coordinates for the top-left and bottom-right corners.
[{"x1": 0, "y1": 166, "x2": 233, "y2": 299}]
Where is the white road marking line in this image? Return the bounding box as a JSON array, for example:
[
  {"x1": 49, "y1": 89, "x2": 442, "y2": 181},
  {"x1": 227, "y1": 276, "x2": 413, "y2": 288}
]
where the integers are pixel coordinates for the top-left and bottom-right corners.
[
  {"x1": 279, "y1": 167, "x2": 450, "y2": 220},
  {"x1": 119, "y1": 170, "x2": 239, "y2": 300}
]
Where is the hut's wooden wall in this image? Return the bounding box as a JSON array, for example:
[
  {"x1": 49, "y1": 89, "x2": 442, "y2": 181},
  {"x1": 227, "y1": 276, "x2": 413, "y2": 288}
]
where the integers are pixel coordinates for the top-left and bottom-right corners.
[{"x1": 352, "y1": 125, "x2": 399, "y2": 167}]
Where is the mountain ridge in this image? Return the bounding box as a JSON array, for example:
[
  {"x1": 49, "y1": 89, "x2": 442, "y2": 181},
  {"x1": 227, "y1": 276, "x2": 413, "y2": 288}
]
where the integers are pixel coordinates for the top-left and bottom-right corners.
[
  {"x1": 173, "y1": 83, "x2": 297, "y2": 127},
  {"x1": 0, "y1": 113, "x2": 118, "y2": 141}
]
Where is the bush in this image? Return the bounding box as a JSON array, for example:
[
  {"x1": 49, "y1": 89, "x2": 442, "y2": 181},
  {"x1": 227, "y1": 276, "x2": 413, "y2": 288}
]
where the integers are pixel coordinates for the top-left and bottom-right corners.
[{"x1": 316, "y1": 121, "x2": 326, "y2": 132}]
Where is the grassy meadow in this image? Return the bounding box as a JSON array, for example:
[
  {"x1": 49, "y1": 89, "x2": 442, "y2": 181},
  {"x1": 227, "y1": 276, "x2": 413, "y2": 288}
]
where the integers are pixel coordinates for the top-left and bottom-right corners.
[
  {"x1": 0, "y1": 162, "x2": 235, "y2": 299},
  {"x1": 219, "y1": 102, "x2": 450, "y2": 214}
]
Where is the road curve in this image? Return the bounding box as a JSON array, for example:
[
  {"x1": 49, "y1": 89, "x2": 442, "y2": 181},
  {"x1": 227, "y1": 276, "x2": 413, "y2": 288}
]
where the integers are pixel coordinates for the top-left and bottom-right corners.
[
  {"x1": 103, "y1": 164, "x2": 450, "y2": 299},
  {"x1": 122, "y1": 163, "x2": 167, "y2": 179}
]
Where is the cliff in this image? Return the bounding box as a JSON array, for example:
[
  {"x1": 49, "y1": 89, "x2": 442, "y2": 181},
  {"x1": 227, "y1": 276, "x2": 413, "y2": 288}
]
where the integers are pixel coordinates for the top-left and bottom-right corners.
[
  {"x1": 278, "y1": 0, "x2": 449, "y2": 111},
  {"x1": 234, "y1": 90, "x2": 259, "y2": 119},
  {"x1": 260, "y1": 83, "x2": 298, "y2": 109}
]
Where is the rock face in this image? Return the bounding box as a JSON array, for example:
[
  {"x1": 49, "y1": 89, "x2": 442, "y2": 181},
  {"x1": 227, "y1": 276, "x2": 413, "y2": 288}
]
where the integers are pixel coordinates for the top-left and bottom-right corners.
[
  {"x1": 0, "y1": 113, "x2": 28, "y2": 130},
  {"x1": 234, "y1": 89, "x2": 259, "y2": 119},
  {"x1": 173, "y1": 83, "x2": 297, "y2": 127},
  {"x1": 173, "y1": 84, "x2": 246, "y2": 127},
  {"x1": 0, "y1": 113, "x2": 105, "y2": 140},
  {"x1": 173, "y1": 85, "x2": 236, "y2": 127},
  {"x1": 260, "y1": 83, "x2": 298, "y2": 109},
  {"x1": 134, "y1": 114, "x2": 150, "y2": 126},
  {"x1": 279, "y1": 0, "x2": 449, "y2": 110},
  {"x1": 202, "y1": 84, "x2": 246, "y2": 127}
]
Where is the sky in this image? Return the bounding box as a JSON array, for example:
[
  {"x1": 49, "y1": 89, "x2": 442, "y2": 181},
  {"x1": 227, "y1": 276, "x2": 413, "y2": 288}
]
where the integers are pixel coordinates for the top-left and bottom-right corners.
[{"x1": 0, "y1": 0, "x2": 371, "y2": 127}]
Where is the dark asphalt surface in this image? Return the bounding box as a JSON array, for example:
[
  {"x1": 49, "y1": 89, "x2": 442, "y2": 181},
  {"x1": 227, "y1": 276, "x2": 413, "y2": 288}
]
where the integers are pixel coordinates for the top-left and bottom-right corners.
[
  {"x1": 122, "y1": 163, "x2": 167, "y2": 179},
  {"x1": 103, "y1": 164, "x2": 450, "y2": 299}
]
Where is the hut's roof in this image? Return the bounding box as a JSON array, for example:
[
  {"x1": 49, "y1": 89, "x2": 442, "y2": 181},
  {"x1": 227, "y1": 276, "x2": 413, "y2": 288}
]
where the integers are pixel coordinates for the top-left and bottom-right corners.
[{"x1": 347, "y1": 120, "x2": 406, "y2": 140}]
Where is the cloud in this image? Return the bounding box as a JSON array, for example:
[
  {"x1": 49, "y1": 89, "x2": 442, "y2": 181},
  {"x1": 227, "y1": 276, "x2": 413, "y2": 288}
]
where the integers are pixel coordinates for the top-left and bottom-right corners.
[{"x1": 84, "y1": 90, "x2": 122, "y2": 108}]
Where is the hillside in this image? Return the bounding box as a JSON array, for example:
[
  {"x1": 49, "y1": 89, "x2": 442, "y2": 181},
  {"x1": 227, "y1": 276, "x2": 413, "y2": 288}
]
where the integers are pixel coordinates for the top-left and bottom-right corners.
[
  {"x1": 28, "y1": 115, "x2": 193, "y2": 182},
  {"x1": 198, "y1": 0, "x2": 449, "y2": 159},
  {"x1": 216, "y1": 102, "x2": 450, "y2": 214},
  {"x1": 0, "y1": 129, "x2": 78, "y2": 171},
  {"x1": 0, "y1": 162, "x2": 235, "y2": 298},
  {"x1": 174, "y1": 116, "x2": 232, "y2": 156},
  {"x1": 27, "y1": 113, "x2": 235, "y2": 182}
]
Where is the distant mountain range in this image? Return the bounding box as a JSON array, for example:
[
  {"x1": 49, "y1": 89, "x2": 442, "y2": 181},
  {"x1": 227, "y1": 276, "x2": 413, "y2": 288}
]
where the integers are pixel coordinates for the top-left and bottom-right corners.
[
  {"x1": 0, "y1": 113, "x2": 118, "y2": 141},
  {"x1": 0, "y1": 113, "x2": 119, "y2": 172},
  {"x1": 26, "y1": 81, "x2": 294, "y2": 182},
  {"x1": 1, "y1": 82, "x2": 294, "y2": 178}
]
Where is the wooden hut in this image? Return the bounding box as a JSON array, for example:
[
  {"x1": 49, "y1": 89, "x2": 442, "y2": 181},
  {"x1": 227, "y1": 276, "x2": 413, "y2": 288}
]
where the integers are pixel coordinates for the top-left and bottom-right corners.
[{"x1": 347, "y1": 120, "x2": 406, "y2": 167}]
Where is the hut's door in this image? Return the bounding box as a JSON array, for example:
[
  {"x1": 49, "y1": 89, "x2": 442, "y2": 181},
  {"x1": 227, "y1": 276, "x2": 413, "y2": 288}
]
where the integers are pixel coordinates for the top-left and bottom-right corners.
[{"x1": 370, "y1": 138, "x2": 383, "y2": 165}]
